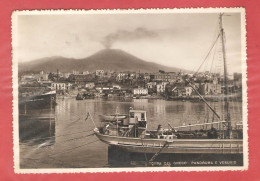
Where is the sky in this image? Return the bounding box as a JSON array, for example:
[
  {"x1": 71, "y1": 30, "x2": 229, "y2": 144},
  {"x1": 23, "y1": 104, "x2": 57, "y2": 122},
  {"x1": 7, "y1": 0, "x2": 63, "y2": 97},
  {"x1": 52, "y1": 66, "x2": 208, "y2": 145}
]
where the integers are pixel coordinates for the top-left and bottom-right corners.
[{"x1": 14, "y1": 11, "x2": 242, "y2": 73}]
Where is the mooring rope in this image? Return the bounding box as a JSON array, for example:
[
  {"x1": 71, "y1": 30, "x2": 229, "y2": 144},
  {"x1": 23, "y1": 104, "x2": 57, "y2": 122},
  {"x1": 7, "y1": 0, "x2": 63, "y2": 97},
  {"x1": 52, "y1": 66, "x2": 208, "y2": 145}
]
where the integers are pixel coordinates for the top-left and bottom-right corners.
[
  {"x1": 50, "y1": 139, "x2": 98, "y2": 157},
  {"x1": 21, "y1": 129, "x2": 94, "y2": 144}
]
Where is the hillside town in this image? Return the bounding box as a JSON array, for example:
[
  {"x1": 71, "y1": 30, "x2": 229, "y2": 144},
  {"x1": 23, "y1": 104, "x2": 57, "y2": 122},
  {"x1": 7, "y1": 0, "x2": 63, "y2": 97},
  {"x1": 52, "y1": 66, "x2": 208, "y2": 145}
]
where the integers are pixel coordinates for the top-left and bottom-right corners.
[{"x1": 18, "y1": 69, "x2": 242, "y2": 101}]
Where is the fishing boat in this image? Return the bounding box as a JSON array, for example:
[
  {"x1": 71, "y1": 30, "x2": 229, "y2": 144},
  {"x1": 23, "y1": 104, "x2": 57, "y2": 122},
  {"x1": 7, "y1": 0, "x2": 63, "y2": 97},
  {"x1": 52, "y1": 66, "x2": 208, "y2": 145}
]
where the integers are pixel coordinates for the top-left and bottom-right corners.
[
  {"x1": 94, "y1": 108, "x2": 242, "y2": 155},
  {"x1": 91, "y1": 14, "x2": 243, "y2": 161}
]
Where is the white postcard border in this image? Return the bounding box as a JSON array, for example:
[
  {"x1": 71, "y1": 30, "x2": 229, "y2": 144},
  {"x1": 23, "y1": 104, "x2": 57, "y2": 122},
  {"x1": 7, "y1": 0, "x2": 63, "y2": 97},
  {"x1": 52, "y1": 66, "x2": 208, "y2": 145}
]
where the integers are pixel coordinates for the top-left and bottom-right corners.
[{"x1": 12, "y1": 7, "x2": 248, "y2": 173}]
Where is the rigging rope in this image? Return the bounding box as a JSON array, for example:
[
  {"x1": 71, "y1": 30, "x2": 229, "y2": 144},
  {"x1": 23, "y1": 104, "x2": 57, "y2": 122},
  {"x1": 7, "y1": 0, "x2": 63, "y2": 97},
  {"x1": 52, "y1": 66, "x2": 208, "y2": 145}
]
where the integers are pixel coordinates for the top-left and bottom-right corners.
[
  {"x1": 210, "y1": 39, "x2": 218, "y2": 74},
  {"x1": 194, "y1": 33, "x2": 220, "y2": 75}
]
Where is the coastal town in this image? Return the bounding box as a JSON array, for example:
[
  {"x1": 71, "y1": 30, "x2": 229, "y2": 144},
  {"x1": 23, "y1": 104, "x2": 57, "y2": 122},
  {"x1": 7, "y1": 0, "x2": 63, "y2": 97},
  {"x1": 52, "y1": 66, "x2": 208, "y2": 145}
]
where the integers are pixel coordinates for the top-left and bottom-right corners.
[{"x1": 19, "y1": 69, "x2": 243, "y2": 101}]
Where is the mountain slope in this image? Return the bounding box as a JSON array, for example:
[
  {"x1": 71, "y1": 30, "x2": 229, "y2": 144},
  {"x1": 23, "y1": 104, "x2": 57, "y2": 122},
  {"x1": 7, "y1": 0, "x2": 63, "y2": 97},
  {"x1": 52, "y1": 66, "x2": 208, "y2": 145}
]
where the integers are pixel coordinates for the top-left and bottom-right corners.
[{"x1": 19, "y1": 49, "x2": 183, "y2": 73}]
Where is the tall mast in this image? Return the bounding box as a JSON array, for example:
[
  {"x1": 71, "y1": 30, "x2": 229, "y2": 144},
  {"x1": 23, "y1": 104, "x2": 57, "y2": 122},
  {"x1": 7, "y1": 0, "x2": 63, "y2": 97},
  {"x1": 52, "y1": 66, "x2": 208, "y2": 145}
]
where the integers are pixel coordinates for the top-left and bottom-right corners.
[{"x1": 219, "y1": 14, "x2": 231, "y2": 138}]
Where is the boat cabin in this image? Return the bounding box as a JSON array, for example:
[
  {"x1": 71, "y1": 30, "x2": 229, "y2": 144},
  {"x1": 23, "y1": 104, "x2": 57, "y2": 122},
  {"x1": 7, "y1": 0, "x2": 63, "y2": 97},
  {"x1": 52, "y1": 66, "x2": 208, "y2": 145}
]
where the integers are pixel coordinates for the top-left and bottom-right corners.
[
  {"x1": 128, "y1": 109, "x2": 147, "y2": 128},
  {"x1": 101, "y1": 109, "x2": 148, "y2": 138},
  {"x1": 124, "y1": 109, "x2": 147, "y2": 138}
]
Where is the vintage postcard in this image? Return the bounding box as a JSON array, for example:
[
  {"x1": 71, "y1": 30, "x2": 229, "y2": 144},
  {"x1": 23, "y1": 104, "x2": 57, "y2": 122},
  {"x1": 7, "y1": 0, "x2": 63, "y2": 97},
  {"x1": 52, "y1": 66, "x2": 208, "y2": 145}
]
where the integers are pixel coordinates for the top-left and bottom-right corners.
[{"x1": 12, "y1": 8, "x2": 248, "y2": 173}]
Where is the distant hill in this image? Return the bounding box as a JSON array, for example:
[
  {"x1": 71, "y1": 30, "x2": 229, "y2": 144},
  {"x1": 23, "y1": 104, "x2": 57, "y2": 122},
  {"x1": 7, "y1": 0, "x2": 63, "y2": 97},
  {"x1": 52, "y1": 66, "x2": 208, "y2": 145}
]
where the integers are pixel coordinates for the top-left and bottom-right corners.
[{"x1": 19, "y1": 49, "x2": 184, "y2": 73}]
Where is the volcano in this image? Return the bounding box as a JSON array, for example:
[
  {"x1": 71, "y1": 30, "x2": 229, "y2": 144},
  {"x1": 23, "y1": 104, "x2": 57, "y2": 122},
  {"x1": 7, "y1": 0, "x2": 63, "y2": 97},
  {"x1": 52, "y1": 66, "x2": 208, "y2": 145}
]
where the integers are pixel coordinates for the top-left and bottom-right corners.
[{"x1": 19, "y1": 49, "x2": 183, "y2": 73}]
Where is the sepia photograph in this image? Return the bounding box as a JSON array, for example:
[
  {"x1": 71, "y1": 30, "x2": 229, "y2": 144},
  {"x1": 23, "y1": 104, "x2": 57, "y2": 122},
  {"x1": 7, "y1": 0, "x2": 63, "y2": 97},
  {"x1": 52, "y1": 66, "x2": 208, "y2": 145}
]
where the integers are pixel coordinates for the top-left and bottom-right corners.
[{"x1": 12, "y1": 8, "x2": 247, "y2": 173}]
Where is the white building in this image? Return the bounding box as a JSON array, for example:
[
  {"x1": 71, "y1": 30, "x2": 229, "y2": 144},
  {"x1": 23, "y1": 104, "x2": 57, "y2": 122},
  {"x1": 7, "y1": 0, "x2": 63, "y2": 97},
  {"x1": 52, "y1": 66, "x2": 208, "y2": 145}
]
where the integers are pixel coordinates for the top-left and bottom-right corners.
[
  {"x1": 83, "y1": 71, "x2": 90, "y2": 75},
  {"x1": 184, "y1": 87, "x2": 193, "y2": 96},
  {"x1": 156, "y1": 82, "x2": 169, "y2": 94},
  {"x1": 51, "y1": 82, "x2": 72, "y2": 90},
  {"x1": 133, "y1": 88, "x2": 148, "y2": 95},
  {"x1": 113, "y1": 85, "x2": 121, "y2": 90},
  {"x1": 146, "y1": 82, "x2": 157, "y2": 89},
  {"x1": 162, "y1": 82, "x2": 169, "y2": 87},
  {"x1": 95, "y1": 87, "x2": 113, "y2": 93},
  {"x1": 96, "y1": 70, "x2": 104, "y2": 76},
  {"x1": 39, "y1": 71, "x2": 49, "y2": 81},
  {"x1": 20, "y1": 75, "x2": 35, "y2": 81},
  {"x1": 116, "y1": 73, "x2": 126, "y2": 81},
  {"x1": 62, "y1": 73, "x2": 71, "y2": 78},
  {"x1": 85, "y1": 82, "x2": 95, "y2": 89},
  {"x1": 72, "y1": 70, "x2": 79, "y2": 75},
  {"x1": 157, "y1": 84, "x2": 164, "y2": 93},
  {"x1": 143, "y1": 74, "x2": 150, "y2": 81}
]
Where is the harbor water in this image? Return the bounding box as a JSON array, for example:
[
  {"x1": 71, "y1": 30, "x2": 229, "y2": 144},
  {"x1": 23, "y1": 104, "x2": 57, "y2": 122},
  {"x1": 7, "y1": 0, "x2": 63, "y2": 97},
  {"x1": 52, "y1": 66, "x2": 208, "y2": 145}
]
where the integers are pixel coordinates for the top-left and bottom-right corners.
[{"x1": 19, "y1": 97, "x2": 243, "y2": 168}]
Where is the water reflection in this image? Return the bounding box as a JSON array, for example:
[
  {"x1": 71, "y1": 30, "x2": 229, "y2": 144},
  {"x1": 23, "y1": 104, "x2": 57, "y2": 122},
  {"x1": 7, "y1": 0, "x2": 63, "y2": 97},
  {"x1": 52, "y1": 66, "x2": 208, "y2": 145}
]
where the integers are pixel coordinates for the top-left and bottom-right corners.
[
  {"x1": 19, "y1": 98, "x2": 243, "y2": 168},
  {"x1": 19, "y1": 109, "x2": 55, "y2": 146}
]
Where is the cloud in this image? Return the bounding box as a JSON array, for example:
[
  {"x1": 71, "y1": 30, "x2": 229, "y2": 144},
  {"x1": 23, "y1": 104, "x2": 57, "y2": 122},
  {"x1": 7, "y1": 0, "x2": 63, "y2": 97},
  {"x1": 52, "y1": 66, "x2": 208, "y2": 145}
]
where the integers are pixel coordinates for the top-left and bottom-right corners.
[{"x1": 101, "y1": 27, "x2": 159, "y2": 49}]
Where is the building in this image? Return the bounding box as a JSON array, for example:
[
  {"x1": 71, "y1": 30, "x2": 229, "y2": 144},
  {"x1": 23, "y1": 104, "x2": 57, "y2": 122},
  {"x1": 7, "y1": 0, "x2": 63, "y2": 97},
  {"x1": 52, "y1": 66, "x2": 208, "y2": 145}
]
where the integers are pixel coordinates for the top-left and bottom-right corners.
[
  {"x1": 200, "y1": 83, "x2": 221, "y2": 95},
  {"x1": 95, "y1": 87, "x2": 113, "y2": 93},
  {"x1": 221, "y1": 85, "x2": 235, "y2": 94},
  {"x1": 146, "y1": 82, "x2": 157, "y2": 89},
  {"x1": 150, "y1": 72, "x2": 177, "y2": 83},
  {"x1": 51, "y1": 82, "x2": 72, "y2": 90},
  {"x1": 143, "y1": 73, "x2": 150, "y2": 81},
  {"x1": 72, "y1": 70, "x2": 79, "y2": 75},
  {"x1": 38, "y1": 71, "x2": 49, "y2": 81},
  {"x1": 172, "y1": 86, "x2": 193, "y2": 97},
  {"x1": 156, "y1": 82, "x2": 169, "y2": 94},
  {"x1": 85, "y1": 82, "x2": 95, "y2": 89},
  {"x1": 184, "y1": 87, "x2": 193, "y2": 97},
  {"x1": 96, "y1": 70, "x2": 104, "y2": 77},
  {"x1": 116, "y1": 73, "x2": 126, "y2": 82},
  {"x1": 156, "y1": 84, "x2": 164, "y2": 94},
  {"x1": 234, "y1": 73, "x2": 242, "y2": 81},
  {"x1": 133, "y1": 88, "x2": 148, "y2": 95},
  {"x1": 113, "y1": 85, "x2": 121, "y2": 90},
  {"x1": 20, "y1": 75, "x2": 36, "y2": 82},
  {"x1": 233, "y1": 73, "x2": 242, "y2": 90},
  {"x1": 83, "y1": 71, "x2": 90, "y2": 75},
  {"x1": 62, "y1": 73, "x2": 71, "y2": 79},
  {"x1": 20, "y1": 72, "x2": 49, "y2": 83},
  {"x1": 68, "y1": 74, "x2": 94, "y2": 86}
]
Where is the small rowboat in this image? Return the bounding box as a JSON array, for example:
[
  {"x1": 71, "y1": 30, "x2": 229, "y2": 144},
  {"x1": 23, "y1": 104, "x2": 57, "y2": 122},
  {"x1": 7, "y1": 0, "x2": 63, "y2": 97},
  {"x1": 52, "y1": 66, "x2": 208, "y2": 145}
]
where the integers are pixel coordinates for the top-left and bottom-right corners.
[{"x1": 100, "y1": 114, "x2": 127, "y2": 121}]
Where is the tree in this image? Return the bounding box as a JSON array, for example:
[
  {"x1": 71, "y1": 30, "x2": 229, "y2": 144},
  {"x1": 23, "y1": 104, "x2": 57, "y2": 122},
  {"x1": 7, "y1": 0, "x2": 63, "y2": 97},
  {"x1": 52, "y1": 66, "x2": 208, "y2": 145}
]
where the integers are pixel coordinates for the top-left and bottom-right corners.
[{"x1": 48, "y1": 73, "x2": 55, "y2": 81}]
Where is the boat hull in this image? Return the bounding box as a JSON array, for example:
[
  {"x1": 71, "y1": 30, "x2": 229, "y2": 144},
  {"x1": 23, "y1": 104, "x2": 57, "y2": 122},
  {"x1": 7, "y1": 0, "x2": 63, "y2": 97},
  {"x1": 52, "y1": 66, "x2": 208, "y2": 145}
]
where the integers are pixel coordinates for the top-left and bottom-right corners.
[
  {"x1": 100, "y1": 115, "x2": 127, "y2": 121},
  {"x1": 108, "y1": 145, "x2": 243, "y2": 167},
  {"x1": 19, "y1": 91, "x2": 56, "y2": 110},
  {"x1": 94, "y1": 129, "x2": 243, "y2": 154}
]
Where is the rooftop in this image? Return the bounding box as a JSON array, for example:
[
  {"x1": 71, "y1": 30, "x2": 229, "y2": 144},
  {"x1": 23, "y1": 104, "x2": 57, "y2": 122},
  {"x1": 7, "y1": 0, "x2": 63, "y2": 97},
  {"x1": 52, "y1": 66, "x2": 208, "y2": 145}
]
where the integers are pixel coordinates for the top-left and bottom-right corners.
[{"x1": 129, "y1": 110, "x2": 146, "y2": 113}]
